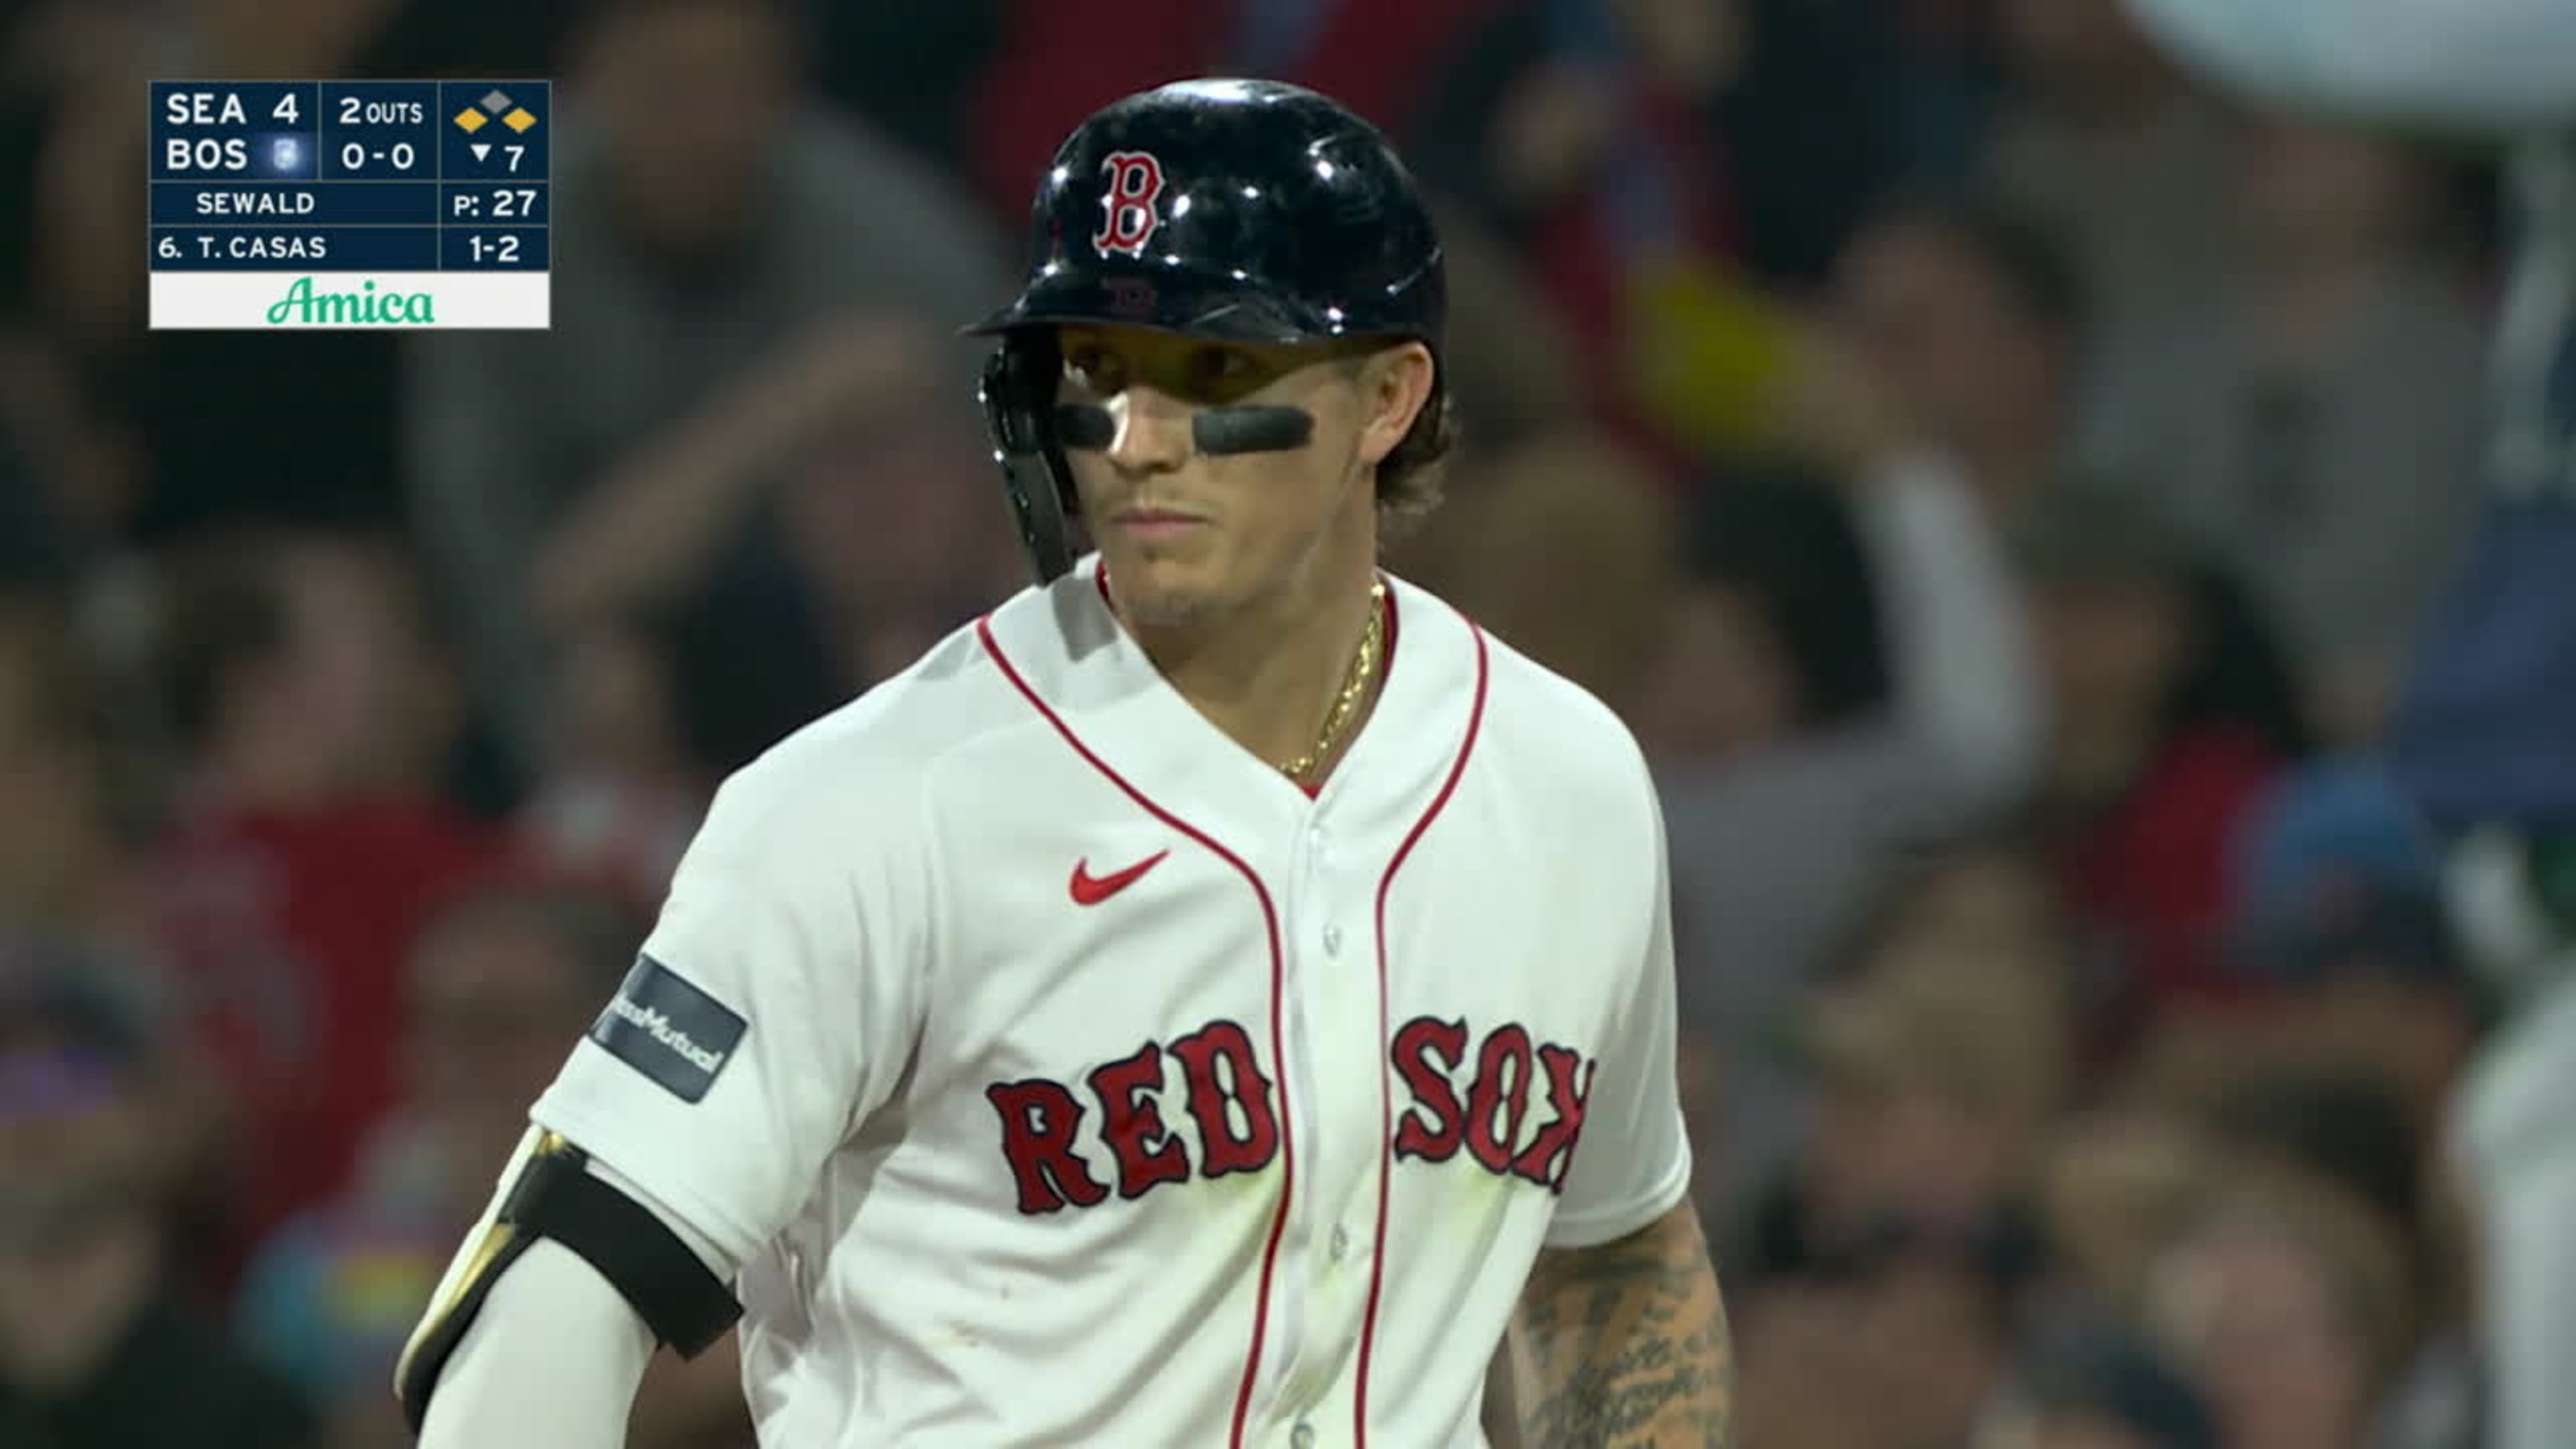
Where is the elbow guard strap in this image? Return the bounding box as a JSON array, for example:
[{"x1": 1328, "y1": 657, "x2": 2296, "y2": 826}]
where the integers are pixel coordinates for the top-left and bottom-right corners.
[{"x1": 397, "y1": 1132, "x2": 744, "y2": 1433}]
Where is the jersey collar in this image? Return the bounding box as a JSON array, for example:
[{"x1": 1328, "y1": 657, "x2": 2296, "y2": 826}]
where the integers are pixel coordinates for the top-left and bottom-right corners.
[{"x1": 976, "y1": 554, "x2": 1485, "y2": 849}]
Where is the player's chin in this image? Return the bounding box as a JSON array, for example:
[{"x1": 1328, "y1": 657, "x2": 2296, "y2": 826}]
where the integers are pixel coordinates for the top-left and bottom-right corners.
[{"x1": 1104, "y1": 547, "x2": 1233, "y2": 628}]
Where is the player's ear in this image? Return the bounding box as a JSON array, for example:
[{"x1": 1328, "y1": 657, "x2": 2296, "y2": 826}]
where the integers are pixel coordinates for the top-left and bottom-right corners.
[{"x1": 1352, "y1": 341, "x2": 1435, "y2": 470}]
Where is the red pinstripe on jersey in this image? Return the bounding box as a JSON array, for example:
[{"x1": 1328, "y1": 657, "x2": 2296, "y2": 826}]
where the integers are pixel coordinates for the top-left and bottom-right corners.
[
  {"x1": 977, "y1": 615, "x2": 1294, "y2": 1449},
  {"x1": 1354, "y1": 610, "x2": 1488, "y2": 1443}
]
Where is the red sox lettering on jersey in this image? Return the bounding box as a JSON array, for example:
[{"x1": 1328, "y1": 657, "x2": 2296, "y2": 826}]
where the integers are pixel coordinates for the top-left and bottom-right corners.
[
  {"x1": 988, "y1": 1016, "x2": 1597, "y2": 1214},
  {"x1": 522, "y1": 561, "x2": 1688, "y2": 1446},
  {"x1": 1386, "y1": 1016, "x2": 1597, "y2": 1189}
]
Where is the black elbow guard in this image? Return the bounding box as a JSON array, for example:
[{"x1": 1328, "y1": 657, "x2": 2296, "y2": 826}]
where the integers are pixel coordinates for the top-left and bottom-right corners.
[{"x1": 397, "y1": 1132, "x2": 744, "y2": 1433}]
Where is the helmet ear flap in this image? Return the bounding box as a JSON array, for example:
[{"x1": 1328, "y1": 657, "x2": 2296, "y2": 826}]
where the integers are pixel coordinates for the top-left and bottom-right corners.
[{"x1": 979, "y1": 332, "x2": 1086, "y2": 584}]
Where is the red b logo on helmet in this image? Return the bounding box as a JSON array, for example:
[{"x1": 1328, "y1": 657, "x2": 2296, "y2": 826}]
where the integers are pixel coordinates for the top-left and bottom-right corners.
[{"x1": 1093, "y1": 151, "x2": 1166, "y2": 259}]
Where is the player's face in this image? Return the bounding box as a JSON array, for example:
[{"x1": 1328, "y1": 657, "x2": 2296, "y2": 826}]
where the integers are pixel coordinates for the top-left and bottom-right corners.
[{"x1": 1055, "y1": 325, "x2": 1429, "y2": 629}]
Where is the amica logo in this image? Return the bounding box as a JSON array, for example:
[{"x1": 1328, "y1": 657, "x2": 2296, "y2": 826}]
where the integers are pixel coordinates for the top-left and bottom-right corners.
[{"x1": 265, "y1": 275, "x2": 435, "y2": 325}]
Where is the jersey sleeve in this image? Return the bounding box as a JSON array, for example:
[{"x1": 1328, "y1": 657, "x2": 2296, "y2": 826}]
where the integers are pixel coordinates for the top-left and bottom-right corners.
[
  {"x1": 2121, "y1": 0, "x2": 2576, "y2": 130},
  {"x1": 1544, "y1": 761, "x2": 1693, "y2": 1249},
  {"x1": 527, "y1": 743, "x2": 930, "y2": 1268}
]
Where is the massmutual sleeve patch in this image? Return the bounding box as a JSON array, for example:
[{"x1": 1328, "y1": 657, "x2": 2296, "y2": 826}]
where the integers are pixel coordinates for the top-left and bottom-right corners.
[{"x1": 589, "y1": 954, "x2": 749, "y2": 1104}]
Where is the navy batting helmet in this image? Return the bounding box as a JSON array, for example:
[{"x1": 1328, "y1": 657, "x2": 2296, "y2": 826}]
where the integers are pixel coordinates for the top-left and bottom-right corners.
[{"x1": 968, "y1": 78, "x2": 1447, "y2": 583}]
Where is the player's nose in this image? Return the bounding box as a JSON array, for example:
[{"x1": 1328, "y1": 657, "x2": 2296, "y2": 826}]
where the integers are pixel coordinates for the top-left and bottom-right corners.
[{"x1": 1104, "y1": 387, "x2": 1192, "y2": 475}]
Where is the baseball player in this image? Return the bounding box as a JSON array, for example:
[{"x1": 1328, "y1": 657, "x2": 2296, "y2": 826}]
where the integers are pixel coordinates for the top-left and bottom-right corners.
[
  {"x1": 394, "y1": 79, "x2": 1732, "y2": 1448},
  {"x1": 2111, "y1": 3, "x2": 2576, "y2": 1446}
]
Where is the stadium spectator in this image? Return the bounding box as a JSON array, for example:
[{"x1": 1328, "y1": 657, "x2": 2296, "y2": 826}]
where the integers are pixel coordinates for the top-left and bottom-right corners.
[
  {"x1": 0, "y1": 333, "x2": 135, "y2": 586},
  {"x1": 1984, "y1": 0, "x2": 2241, "y2": 343},
  {"x1": 1417, "y1": 208, "x2": 1595, "y2": 460},
  {"x1": 802, "y1": 0, "x2": 1003, "y2": 174},
  {"x1": 2081, "y1": 117, "x2": 2485, "y2": 741},
  {"x1": 2013, "y1": 485, "x2": 2305, "y2": 1040},
  {"x1": 1738, "y1": 949, "x2": 2064, "y2": 1281},
  {"x1": 2143, "y1": 1169, "x2": 2418, "y2": 1449},
  {"x1": 1405, "y1": 0, "x2": 1903, "y2": 465},
  {"x1": 236, "y1": 876, "x2": 750, "y2": 1449},
  {"x1": 1647, "y1": 329, "x2": 2038, "y2": 1202},
  {"x1": 1846, "y1": 831, "x2": 2072, "y2": 1001},
  {"x1": 1405, "y1": 428, "x2": 1681, "y2": 719},
  {"x1": 963, "y1": 0, "x2": 1504, "y2": 223},
  {"x1": 1882, "y1": 0, "x2": 2016, "y2": 190},
  {"x1": 0, "y1": 591, "x2": 146, "y2": 949},
  {"x1": 1635, "y1": 474, "x2": 1887, "y2": 766},
  {"x1": 0, "y1": 932, "x2": 316, "y2": 1449},
  {"x1": 1973, "y1": 1322, "x2": 2220, "y2": 1449},
  {"x1": 2037, "y1": 1114, "x2": 2205, "y2": 1325},
  {"x1": 1829, "y1": 195, "x2": 2088, "y2": 519},
  {"x1": 513, "y1": 620, "x2": 705, "y2": 911},
  {"x1": 2227, "y1": 761, "x2": 2485, "y2": 1135},
  {"x1": 146, "y1": 530, "x2": 498, "y2": 1286},
  {"x1": 406, "y1": 0, "x2": 1008, "y2": 785},
  {"x1": 2199, "y1": 1067, "x2": 2481, "y2": 1449},
  {"x1": 1738, "y1": 1209, "x2": 2034, "y2": 1449},
  {"x1": 763, "y1": 400, "x2": 1026, "y2": 710}
]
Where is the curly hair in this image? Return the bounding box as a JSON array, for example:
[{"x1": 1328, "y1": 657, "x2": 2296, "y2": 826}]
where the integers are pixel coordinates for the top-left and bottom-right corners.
[{"x1": 1374, "y1": 386, "x2": 1457, "y2": 540}]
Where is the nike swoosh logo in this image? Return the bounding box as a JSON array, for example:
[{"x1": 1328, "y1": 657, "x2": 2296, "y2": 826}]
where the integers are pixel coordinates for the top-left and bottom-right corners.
[{"x1": 1070, "y1": 850, "x2": 1170, "y2": 906}]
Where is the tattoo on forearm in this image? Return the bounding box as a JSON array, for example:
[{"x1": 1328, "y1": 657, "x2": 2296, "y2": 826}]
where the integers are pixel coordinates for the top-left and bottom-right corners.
[{"x1": 1514, "y1": 1209, "x2": 1734, "y2": 1448}]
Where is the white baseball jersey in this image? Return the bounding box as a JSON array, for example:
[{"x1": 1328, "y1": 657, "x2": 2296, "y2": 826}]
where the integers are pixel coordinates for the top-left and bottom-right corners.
[{"x1": 528, "y1": 558, "x2": 1690, "y2": 1447}]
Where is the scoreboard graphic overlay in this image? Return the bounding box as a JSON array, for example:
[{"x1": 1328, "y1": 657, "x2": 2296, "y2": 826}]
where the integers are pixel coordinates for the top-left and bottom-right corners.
[{"x1": 149, "y1": 81, "x2": 550, "y2": 330}]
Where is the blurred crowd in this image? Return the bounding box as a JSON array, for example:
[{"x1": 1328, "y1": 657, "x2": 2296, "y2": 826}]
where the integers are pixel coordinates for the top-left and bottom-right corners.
[{"x1": 0, "y1": 0, "x2": 2538, "y2": 1446}]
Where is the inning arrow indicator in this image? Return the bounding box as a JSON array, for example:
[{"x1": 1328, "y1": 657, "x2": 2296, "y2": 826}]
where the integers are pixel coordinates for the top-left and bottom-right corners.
[{"x1": 470, "y1": 143, "x2": 491, "y2": 162}]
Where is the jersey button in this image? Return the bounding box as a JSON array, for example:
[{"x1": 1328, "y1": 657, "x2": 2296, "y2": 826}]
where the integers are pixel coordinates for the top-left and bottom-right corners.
[
  {"x1": 1291, "y1": 1420, "x2": 1317, "y2": 1449},
  {"x1": 1322, "y1": 924, "x2": 1343, "y2": 956},
  {"x1": 1330, "y1": 1223, "x2": 1351, "y2": 1260}
]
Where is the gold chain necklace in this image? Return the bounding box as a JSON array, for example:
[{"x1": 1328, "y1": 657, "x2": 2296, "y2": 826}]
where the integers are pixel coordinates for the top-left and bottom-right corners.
[{"x1": 1280, "y1": 582, "x2": 1387, "y2": 783}]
